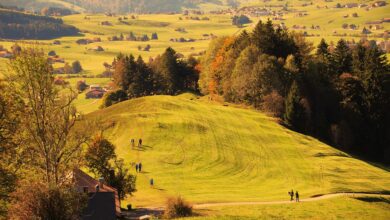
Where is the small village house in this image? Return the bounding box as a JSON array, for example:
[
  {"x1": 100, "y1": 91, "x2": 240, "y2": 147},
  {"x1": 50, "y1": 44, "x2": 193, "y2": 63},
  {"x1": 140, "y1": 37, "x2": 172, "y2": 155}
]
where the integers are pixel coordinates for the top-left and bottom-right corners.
[{"x1": 73, "y1": 169, "x2": 121, "y2": 220}]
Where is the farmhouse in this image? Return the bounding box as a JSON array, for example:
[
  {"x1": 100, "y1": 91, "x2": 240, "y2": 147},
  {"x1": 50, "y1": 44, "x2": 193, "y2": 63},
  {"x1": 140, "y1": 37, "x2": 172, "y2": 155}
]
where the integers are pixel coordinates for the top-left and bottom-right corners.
[
  {"x1": 73, "y1": 169, "x2": 121, "y2": 220},
  {"x1": 0, "y1": 50, "x2": 13, "y2": 58},
  {"x1": 344, "y1": 3, "x2": 358, "y2": 8},
  {"x1": 373, "y1": 1, "x2": 386, "y2": 7},
  {"x1": 48, "y1": 56, "x2": 65, "y2": 63},
  {"x1": 89, "y1": 46, "x2": 104, "y2": 51},
  {"x1": 86, "y1": 85, "x2": 106, "y2": 99}
]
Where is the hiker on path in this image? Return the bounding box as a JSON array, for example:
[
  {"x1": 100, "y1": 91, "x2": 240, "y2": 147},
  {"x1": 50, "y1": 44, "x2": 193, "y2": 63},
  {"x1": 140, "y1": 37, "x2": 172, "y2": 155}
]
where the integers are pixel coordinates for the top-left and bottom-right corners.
[
  {"x1": 138, "y1": 138, "x2": 143, "y2": 147},
  {"x1": 289, "y1": 190, "x2": 294, "y2": 201},
  {"x1": 131, "y1": 139, "x2": 135, "y2": 149},
  {"x1": 150, "y1": 178, "x2": 154, "y2": 187},
  {"x1": 139, "y1": 163, "x2": 142, "y2": 172},
  {"x1": 135, "y1": 164, "x2": 139, "y2": 173},
  {"x1": 295, "y1": 191, "x2": 299, "y2": 202}
]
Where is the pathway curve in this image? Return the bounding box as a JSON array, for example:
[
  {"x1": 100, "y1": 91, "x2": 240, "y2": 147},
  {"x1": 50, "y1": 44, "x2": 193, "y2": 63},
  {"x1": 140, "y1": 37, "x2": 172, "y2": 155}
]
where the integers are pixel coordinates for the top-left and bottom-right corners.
[
  {"x1": 124, "y1": 193, "x2": 389, "y2": 219},
  {"x1": 193, "y1": 192, "x2": 390, "y2": 208}
]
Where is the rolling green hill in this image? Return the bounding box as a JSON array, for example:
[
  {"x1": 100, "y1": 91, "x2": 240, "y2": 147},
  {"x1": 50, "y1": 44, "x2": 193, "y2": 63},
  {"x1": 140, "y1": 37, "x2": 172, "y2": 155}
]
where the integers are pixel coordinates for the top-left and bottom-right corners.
[{"x1": 85, "y1": 93, "x2": 390, "y2": 207}]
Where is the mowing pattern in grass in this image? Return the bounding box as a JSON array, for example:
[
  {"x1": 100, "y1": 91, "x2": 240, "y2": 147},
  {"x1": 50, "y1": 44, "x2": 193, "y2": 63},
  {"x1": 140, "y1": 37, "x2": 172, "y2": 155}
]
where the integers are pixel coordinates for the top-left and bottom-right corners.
[
  {"x1": 181, "y1": 196, "x2": 390, "y2": 220},
  {"x1": 86, "y1": 94, "x2": 390, "y2": 207}
]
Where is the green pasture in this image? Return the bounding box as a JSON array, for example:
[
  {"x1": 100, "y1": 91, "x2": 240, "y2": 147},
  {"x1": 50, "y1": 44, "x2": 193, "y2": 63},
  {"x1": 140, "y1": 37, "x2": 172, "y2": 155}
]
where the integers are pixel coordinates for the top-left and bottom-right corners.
[
  {"x1": 182, "y1": 196, "x2": 390, "y2": 220},
  {"x1": 85, "y1": 94, "x2": 390, "y2": 207},
  {"x1": 1, "y1": 0, "x2": 388, "y2": 78}
]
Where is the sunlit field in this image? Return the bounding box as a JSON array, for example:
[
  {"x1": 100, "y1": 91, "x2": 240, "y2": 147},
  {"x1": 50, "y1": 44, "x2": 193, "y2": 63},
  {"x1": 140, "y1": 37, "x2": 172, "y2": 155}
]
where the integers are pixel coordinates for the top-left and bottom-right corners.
[{"x1": 84, "y1": 94, "x2": 390, "y2": 207}]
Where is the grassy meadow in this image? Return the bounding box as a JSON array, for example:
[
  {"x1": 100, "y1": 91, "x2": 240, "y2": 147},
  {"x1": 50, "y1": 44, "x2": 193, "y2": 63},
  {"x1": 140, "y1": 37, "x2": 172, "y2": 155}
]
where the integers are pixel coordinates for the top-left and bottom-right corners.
[
  {"x1": 85, "y1": 94, "x2": 390, "y2": 208},
  {"x1": 181, "y1": 196, "x2": 390, "y2": 220},
  {"x1": 1, "y1": 1, "x2": 390, "y2": 218}
]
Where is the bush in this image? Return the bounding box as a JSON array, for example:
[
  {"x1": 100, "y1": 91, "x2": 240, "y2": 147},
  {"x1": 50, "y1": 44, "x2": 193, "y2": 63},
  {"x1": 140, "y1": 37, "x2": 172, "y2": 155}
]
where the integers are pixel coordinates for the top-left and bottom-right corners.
[
  {"x1": 72, "y1": 60, "x2": 83, "y2": 73},
  {"x1": 262, "y1": 91, "x2": 285, "y2": 117},
  {"x1": 164, "y1": 196, "x2": 192, "y2": 219},
  {"x1": 100, "y1": 89, "x2": 128, "y2": 108},
  {"x1": 76, "y1": 80, "x2": 88, "y2": 92},
  {"x1": 8, "y1": 180, "x2": 87, "y2": 220}
]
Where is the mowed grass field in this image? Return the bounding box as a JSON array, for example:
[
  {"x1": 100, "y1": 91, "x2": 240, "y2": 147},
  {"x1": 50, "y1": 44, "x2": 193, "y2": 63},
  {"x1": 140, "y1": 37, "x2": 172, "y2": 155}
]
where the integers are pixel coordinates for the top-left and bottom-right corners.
[
  {"x1": 182, "y1": 196, "x2": 390, "y2": 220},
  {"x1": 85, "y1": 93, "x2": 390, "y2": 208}
]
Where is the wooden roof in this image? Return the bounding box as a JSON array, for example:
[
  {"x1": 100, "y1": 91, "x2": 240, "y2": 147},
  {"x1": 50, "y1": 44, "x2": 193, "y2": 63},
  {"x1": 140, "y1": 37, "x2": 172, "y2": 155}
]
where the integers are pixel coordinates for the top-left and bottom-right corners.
[{"x1": 73, "y1": 169, "x2": 121, "y2": 216}]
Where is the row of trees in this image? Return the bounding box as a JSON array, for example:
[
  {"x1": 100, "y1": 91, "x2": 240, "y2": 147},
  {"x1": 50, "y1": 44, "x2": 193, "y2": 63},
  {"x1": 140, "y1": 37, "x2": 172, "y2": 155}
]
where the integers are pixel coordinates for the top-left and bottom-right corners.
[
  {"x1": 0, "y1": 48, "x2": 136, "y2": 218},
  {"x1": 198, "y1": 20, "x2": 389, "y2": 162},
  {"x1": 103, "y1": 47, "x2": 199, "y2": 107},
  {"x1": 0, "y1": 10, "x2": 79, "y2": 39}
]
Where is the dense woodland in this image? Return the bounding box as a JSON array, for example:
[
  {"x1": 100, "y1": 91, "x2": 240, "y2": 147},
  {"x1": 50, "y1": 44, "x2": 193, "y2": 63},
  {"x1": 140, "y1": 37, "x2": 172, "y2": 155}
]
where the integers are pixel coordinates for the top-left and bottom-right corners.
[
  {"x1": 105, "y1": 48, "x2": 199, "y2": 107},
  {"x1": 0, "y1": 10, "x2": 79, "y2": 39},
  {"x1": 198, "y1": 20, "x2": 390, "y2": 162}
]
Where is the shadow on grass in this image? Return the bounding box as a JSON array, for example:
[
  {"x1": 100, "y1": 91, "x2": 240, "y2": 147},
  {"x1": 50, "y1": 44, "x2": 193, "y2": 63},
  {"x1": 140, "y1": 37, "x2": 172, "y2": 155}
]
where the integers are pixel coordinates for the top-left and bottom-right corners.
[
  {"x1": 279, "y1": 122, "x2": 390, "y2": 173},
  {"x1": 133, "y1": 145, "x2": 153, "y2": 152},
  {"x1": 355, "y1": 197, "x2": 390, "y2": 204}
]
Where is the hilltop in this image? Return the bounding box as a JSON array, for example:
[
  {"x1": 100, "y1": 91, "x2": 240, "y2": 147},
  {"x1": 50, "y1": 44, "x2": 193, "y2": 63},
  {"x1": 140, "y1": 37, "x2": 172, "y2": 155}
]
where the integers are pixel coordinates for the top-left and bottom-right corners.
[
  {"x1": 0, "y1": 9, "x2": 79, "y2": 39},
  {"x1": 85, "y1": 94, "x2": 390, "y2": 207}
]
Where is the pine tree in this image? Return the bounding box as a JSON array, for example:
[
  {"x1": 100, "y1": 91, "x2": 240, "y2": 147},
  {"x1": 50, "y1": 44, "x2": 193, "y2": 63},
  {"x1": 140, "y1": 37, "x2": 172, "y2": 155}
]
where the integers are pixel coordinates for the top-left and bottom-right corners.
[
  {"x1": 333, "y1": 39, "x2": 352, "y2": 74},
  {"x1": 284, "y1": 81, "x2": 306, "y2": 131},
  {"x1": 316, "y1": 39, "x2": 330, "y2": 61},
  {"x1": 351, "y1": 43, "x2": 366, "y2": 78},
  {"x1": 153, "y1": 47, "x2": 180, "y2": 94}
]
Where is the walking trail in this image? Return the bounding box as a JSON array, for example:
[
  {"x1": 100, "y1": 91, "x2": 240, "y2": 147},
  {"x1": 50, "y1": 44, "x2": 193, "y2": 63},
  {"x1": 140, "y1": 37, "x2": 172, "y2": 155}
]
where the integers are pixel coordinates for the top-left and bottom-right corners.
[
  {"x1": 193, "y1": 192, "x2": 389, "y2": 208},
  {"x1": 124, "y1": 193, "x2": 389, "y2": 219}
]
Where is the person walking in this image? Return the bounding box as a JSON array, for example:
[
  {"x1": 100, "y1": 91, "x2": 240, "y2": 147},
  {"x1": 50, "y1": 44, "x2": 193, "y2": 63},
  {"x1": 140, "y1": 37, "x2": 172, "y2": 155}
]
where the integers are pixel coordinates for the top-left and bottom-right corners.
[
  {"x1": 131, "y1": 139, "x2": 135, "y2": 149},
  {"x1": 295, "y1": 191, "x2": 299, "y2": 202},
  {"x1": 135, "y1": 164, "x2": 139, "y2": 173},
  {"x1": 139, "y1": 138, "x2": 143, "y2": 147},
  {"x1": 290, "y1": 189, "x2": 294, "y2": 201},
  {"x1": 150, "y1": 178, "x2": 154, "y2": 187},
  {"x1": 138, "y1": 162, "x2": 142, "y2": 172}
]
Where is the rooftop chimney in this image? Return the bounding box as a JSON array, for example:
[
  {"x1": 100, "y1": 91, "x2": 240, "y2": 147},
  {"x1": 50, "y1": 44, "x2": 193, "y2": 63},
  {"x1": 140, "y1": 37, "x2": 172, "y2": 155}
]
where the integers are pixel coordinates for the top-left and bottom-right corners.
[{"x1": 98, "y1": 177, "x2": 104, "y2": 189}]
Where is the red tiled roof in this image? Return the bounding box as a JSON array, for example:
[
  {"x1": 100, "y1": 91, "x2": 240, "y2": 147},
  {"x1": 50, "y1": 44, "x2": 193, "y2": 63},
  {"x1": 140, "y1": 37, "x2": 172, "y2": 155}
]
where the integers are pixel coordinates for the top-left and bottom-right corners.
[{"x1": 73, "y1": 169, "x2": 121, "y2": 216}]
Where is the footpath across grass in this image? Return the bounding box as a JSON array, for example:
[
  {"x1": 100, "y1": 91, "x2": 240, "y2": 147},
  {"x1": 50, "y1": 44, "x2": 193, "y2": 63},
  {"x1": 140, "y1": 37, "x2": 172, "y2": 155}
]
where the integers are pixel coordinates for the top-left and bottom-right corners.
[{"x1": 182, "y1": 196, "x2": 390, "y2": 220}]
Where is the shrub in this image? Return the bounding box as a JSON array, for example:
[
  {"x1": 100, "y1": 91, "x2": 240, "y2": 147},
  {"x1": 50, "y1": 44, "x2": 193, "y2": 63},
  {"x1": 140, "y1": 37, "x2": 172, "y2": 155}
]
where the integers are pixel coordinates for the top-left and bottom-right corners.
[
  {"x1": 48, "y1": 50, "x2": 56, "y2": 56},
  {"x1": 262, "y1": 91, "x2": 285, "y2": 117},
  {"x1": 76, "y1": 80, "x2": 88, "y2": 92},
  {"x1": 164, "y1": 196, "x2": 192, "y2": 219},
  {"x1": 100, "y1": 89, "x2": 128, "y2": 108},
  {"x1": 8, "y1": 180, "x2": 87, "y2": 220},
  {"x1": 72, "y1": 60, "x2": 83, "y2": 73}
]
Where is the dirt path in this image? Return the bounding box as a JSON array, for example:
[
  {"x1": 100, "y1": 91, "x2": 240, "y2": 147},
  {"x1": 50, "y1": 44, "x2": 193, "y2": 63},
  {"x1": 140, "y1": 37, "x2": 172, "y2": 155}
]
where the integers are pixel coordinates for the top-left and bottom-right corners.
[
  {"x1": 124, "y1": 193, "x2": 389, "y2": 219},
  {"x1": 193, "y1": 193, "x2": 390, "y2": 208},
  {"x1": 140, "y1": 192, "x2": 389, "y2": 210}
]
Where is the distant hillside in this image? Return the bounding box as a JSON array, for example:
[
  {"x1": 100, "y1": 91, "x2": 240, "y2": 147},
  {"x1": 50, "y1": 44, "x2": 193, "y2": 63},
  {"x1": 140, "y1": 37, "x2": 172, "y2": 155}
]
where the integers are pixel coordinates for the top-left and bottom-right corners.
[
  {"x1": 0, "y1": 9, "x2": 79, "y2": 39},
  {"x1": 0, "y1": 0, "x2": 224, "y2": 13},
  {"x1": 0, "y1": 0, "x2": 85, "y2": 13},
  {"x1": 61, "y1": 0, "x2": 229, "y2": 13}
]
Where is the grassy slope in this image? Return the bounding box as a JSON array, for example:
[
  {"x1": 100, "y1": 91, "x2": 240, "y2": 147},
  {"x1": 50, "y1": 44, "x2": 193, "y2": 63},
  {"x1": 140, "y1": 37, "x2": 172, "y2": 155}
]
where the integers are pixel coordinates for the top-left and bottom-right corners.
[
  {"x1": 182, "y1": 196, "x2": 390, "y2": 220},
  {"x1": 86, "y1": 94, "x2": 390, "y2": 207}
]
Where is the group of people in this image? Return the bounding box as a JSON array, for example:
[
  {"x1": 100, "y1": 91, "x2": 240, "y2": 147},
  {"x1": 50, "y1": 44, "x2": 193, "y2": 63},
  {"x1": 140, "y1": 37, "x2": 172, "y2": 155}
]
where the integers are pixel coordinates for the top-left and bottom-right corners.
[
  {"x1": 135, "y1": 163, "x2": 142, "y2": 173},
  {"x1": 131, "y1": 138, "x2": 143, "y2": 149},
  {"x1": 288, "y1": 189, "x2": 299, "y2": 202},
  {"x1": 130, "y1": 137, "x2": 156, "y2": 188}
]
